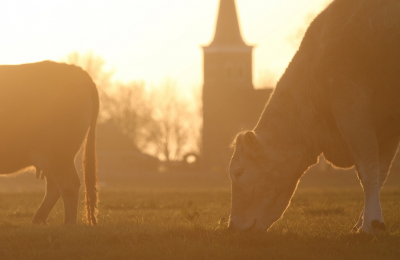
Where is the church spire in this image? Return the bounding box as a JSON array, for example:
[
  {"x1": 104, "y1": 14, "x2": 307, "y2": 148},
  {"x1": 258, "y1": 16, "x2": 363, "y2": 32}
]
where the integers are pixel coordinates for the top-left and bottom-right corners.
[{"x1": 208, "y1": 0, "x2": 249, "y2": 48}]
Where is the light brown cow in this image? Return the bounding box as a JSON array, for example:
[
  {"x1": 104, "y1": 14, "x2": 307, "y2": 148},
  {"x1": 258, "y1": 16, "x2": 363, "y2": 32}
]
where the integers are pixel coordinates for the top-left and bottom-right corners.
[
  {"x1": 0, "y1": 61, "x2": 99, "y2": 225},
  {"x1": 229, "y1": 0, "x2": 400, "y2": 233}
]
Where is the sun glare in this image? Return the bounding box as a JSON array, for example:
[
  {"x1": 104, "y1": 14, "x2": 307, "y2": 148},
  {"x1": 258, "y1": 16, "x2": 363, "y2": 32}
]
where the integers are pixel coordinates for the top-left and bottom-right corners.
[
  {"x1": 2, "y1": 1, "x2": 400, "y2": 259},
  {"x1": 0, "y1": 0, "x2": 329, "y2": 89}
]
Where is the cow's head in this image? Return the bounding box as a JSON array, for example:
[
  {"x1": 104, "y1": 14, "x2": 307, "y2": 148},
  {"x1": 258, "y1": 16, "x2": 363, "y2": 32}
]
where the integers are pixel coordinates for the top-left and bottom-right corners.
[{"x1": 228, "y1": 130, "x2": 300, "y2": 231}]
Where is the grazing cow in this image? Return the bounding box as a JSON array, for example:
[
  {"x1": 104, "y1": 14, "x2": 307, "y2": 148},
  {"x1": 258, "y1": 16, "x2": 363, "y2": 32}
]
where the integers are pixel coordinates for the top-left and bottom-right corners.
[
  {"x1": 0, "y1": 61, "x2": 99, "y2": 225},
  {"x1": 229, "y1": 0, "x2": 400, "y2": 233}
]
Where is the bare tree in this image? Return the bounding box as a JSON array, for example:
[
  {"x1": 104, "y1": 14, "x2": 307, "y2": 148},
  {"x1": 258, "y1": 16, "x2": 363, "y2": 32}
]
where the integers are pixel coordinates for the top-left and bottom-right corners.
[
  {"x1": 64, "y1": 52, "x2": 202, "y2": 162},
  {"x1": 191, "y1": 85, "x2": 203, "y2": 157},
  {"x1": 147, "y1": 80, "x2": 200, "y2": 162},
  {"x1": 103, "y1": 82, "x2": 154, "y2": 150}
]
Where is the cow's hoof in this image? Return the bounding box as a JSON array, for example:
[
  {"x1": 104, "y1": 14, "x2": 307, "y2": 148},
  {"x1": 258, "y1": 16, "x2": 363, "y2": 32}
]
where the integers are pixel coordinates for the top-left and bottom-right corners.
[
  {"x1": 32, "y1": 219, "x2": 47, "y2": 225},
  {"x1": 359, "y1": 220, "x2": 386, "y2": 235},
  {"x1": 371, "y1": 220, "x2": 386, "y2": 231},
  {"x1": 32, "y1": 215, "x2": 48, "y2": 225}
]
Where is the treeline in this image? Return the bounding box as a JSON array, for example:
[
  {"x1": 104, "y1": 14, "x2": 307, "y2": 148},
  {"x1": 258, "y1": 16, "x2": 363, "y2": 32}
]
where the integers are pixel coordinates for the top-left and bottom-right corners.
[{"x1": 64, "y1": 52, "x2": 201, "y2": 162}]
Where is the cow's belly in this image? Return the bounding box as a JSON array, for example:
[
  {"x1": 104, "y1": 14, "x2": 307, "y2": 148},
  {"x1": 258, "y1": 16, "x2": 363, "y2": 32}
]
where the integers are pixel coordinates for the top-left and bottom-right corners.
[
  {"x1": 323, "y1": 145, "x2": 354, "y2": 169},
  {"x1": 321, "y1": 128, "x2": 355, "y2": 169},
  {"x1": 321, "y1": 113, "x2": 400, "y2": 169}
]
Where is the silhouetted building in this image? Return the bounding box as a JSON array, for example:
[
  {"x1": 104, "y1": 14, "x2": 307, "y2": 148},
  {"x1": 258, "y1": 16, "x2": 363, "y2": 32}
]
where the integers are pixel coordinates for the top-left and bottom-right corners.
[
  {"x1": 202, "y1": 0, "x2": 273, "y2": 170},
  {"x1": 95, "y1": 122, "x2": 159, "y2": 177}
]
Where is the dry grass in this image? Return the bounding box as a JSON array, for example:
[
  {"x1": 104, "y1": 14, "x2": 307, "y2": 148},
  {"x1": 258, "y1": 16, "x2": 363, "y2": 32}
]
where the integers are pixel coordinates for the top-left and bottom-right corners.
[{"x1": 0, "y1": 183, "x2": 399, "y2": 260}]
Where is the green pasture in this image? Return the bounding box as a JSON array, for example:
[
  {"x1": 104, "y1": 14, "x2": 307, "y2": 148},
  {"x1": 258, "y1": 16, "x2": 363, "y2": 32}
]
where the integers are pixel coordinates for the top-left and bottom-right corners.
[{"x1": 0, "y1": 168, "x2": 399, "y2": 260}]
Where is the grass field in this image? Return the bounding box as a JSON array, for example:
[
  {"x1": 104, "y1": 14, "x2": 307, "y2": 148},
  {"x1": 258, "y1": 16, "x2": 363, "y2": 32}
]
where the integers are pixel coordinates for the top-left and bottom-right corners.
[{"x1": 0, "y1": 169, "x2": 400, "y2": 260}]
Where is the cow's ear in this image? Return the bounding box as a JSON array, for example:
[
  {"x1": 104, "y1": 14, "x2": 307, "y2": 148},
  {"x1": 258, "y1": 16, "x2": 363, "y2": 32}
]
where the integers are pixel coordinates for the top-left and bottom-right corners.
[{"x1": 239, "y1": 131, "x2": 262, "y2": 158}]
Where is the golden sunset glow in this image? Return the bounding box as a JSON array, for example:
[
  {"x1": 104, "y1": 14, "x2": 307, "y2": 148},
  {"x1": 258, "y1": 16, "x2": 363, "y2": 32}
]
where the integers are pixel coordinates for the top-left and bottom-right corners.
[
  {"x1": 1, "y1": 0, "x2": 400, "y2": 258},
  {"x1": 0, "y1": 0, "x2": 329, "y2": 88}
]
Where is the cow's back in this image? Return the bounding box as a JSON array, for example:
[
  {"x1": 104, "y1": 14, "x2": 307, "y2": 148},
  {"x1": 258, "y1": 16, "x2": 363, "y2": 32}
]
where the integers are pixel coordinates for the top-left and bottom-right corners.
[
  {"x1": 302, "y1": 0, "x2": 400, "y2": 150},
  {"x1": 264, "y1": 0, "x2": 400, "y2": 167},
  {"x1": 0, "y1": 61, "x2": 95, "y2": 173}
]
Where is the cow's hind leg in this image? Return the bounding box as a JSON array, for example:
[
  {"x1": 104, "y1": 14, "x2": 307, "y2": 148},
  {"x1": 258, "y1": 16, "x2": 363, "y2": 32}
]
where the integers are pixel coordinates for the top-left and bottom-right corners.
[
  {"x1": 32, "y1": 174, "x2": 60, "y2": 224},
  {"x1": 52, "y1": 161, "x2": 81, "y2": 224}
]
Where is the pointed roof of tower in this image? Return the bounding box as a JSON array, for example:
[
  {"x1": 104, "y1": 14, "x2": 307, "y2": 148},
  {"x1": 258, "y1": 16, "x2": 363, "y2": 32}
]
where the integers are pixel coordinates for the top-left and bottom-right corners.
[{"x1": 204, "y1": 0, "x2": 252, "y2": 52}]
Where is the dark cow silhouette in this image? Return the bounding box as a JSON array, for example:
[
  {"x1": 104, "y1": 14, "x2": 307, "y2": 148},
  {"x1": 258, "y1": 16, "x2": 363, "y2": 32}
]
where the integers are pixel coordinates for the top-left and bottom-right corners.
[
  {"x1": 0, "y1": 61, "x2": 99, "y2": 225},
  {"x1": 229, "y1": 0, "x2": 400, "y2": 233}
]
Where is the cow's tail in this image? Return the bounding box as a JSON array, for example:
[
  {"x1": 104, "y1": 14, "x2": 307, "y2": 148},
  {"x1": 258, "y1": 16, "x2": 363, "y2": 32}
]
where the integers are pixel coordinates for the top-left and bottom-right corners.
[{"x1": 82, "y1": 79, "x2": 99, "y2": 225}]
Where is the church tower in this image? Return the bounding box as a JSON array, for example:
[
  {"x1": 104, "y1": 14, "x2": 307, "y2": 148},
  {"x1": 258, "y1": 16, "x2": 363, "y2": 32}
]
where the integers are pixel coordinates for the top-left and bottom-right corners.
[
  {"x1": 202, "y1": 0, "x2": 260, "y2": 170},
  {"x1": 203, "y1": 0, "x2": 253, "y2": 90}
]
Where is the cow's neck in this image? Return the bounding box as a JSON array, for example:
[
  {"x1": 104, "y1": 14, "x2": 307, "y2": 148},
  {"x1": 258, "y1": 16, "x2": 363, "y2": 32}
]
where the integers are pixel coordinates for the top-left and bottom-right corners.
[{"x1": 254, "y1": 54, "x2": 322, "y2": 176}]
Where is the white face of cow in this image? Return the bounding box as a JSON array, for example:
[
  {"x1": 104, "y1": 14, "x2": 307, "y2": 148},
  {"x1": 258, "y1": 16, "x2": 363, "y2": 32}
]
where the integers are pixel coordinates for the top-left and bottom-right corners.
[{"x1": 228, "y1": 131, "x2": 299, "y2": 231}]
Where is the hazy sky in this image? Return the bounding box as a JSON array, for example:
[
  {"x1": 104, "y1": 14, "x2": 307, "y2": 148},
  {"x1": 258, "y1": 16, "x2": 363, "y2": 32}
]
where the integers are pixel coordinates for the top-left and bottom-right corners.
[{"x1": 0, "y1": 0, "x2": 330, "y2": 90}]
